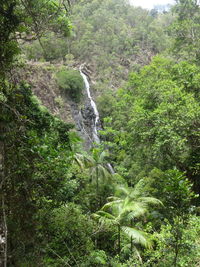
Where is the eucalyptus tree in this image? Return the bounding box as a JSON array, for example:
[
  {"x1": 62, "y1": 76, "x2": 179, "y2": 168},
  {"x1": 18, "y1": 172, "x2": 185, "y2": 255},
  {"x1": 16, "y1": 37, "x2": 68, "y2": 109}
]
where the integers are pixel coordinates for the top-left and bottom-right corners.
[{"x1": 170, "y1": 0, "x2": 200, "y2": 62}]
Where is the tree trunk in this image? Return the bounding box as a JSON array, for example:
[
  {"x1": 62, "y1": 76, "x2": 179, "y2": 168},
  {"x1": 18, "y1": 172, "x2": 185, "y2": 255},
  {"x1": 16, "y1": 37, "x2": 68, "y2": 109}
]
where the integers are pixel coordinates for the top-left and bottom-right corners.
[
  {"x1": 96, "y1": 168, "x2": 100, "y2": 208},
  {"x1": 118, "y1": 225, "x2": 121, "y2": 256},
  {"x1": 0, "y1": 139, "x2": 7, "y2": 267},
  {"x1": 130, "y1": 219, "x2": 133, "y2": 251}
]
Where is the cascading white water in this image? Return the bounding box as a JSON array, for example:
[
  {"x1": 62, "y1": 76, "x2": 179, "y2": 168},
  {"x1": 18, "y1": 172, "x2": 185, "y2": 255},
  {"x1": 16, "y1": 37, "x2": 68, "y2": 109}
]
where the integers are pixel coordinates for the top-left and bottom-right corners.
[
  {"x1": 79, "y1": 65, "x2": 115, "y2": 174},
  {"x1": 80, "y1": 66, "x2": 100, "y2": 143}
]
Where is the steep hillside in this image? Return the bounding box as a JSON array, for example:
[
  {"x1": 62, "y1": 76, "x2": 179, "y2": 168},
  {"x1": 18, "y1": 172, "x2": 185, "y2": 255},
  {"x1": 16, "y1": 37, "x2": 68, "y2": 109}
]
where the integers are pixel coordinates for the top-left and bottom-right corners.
[
  {"x1": 19, "y1": 0, "x2": 175, "y2": 143},
  {"x1": 22, "y1": 0, "x2": 173, "y2": 92},
  {"x1": 14, "y1": 62, "x2": 73, "y2": 123},
  {"x1": 14, "y1": 61, "x2": 104, "y2": 148}
]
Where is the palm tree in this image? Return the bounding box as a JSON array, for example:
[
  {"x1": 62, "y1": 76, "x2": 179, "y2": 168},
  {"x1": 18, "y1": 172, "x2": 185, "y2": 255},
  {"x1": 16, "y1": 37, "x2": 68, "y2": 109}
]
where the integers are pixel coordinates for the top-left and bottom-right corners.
[
  {"x1": 93, "y1": 179, "x2": 162, "y2": 261},
  {"x1": 74, "y1": 149, "x2": 113, "y2": 207}
]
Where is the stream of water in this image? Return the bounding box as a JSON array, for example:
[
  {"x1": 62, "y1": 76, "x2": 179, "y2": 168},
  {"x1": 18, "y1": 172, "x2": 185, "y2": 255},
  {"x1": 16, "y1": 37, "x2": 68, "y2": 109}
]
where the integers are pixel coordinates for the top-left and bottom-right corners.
[
  {"x1": 80, "y1": 66, "x2": 100, "y2": 144},
  {"x1": 79, "y1": 65, "x2": 115, "y2": 174}
]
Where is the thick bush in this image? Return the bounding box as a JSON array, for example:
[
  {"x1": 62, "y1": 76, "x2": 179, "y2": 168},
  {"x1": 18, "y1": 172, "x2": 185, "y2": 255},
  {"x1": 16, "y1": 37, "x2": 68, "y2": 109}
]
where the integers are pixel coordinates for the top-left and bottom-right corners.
[
  {"x1": 56, "y1": 68, "x2": 84, "y2": 102},
  {"x1": 42, "y1": 204, "x2": 94, "y2": 266}
]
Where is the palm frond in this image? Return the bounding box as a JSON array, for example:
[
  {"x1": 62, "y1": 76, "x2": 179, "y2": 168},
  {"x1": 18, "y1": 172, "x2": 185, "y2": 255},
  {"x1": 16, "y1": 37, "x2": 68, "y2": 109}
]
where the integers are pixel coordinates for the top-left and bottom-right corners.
[
  {"x1": 138, "y1": 197, "x2": 163, "y2": 206},
  {"x1": 84, "y1": 155, "x2": 95, "y2": 167},
  {"x1": 98, "y1": 164, "x2": 111, "y2": 180},
  {"x1": 126, "y1": 205, "x2": 148, "y2": 220},
  {"x1": 74, "y1": 153, "x2": 85, "y2": 169},
  {"x1": 99, "y1": 150, "x2": 109, "y2": 162},
  {"x1": 115, "y1": 185, "x2": 130, "y2": 197},
  {"x1": 129, "y1": 179, "x2": 147, "y2": 198},
  {"x1": 121, "y1": 244, "x2": 143, "y2": 264},
  {"x1": 91, "y1": 167, "x2": 97, "y2": 181},
  {"x1": 123, "y1": 201, "x2": 148, "y2": 215},
  {"x1": 101, "y1": 199, "x2": 123, "y2": 211},
  {"x1": 93, "y1": 211, "x2": 117, "y2": 226},
  {"x1": 95, "y1": 210, "x2": 116, "y2": 220},
  {"x1": 74, "y1": 153, "x2": 95, "y2": 169},
  {"x1": 122, "y1": 226, "x2": 152, "y2": 249}
]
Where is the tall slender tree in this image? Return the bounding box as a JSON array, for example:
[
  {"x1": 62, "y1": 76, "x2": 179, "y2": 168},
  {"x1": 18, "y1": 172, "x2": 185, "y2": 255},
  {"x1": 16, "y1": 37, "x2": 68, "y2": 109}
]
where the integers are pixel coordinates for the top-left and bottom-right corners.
[{"x1": 75, "y1": 149, "x2": 113, "y2": 208}]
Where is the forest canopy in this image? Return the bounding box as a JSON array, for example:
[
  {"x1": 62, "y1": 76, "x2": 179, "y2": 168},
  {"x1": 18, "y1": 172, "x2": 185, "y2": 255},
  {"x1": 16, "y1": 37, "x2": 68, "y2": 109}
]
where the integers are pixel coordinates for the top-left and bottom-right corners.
[{"x1": 0, "y1": 0, "x2": 200, "y2": 266}]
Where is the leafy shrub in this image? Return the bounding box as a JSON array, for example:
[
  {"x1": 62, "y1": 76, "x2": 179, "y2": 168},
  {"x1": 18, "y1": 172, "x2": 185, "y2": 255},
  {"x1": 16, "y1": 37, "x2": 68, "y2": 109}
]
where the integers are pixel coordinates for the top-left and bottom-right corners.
[
  {"x1": 83, "y1": 250, "x2": 108, "y2": 266},
  {"x1": 56, "y1": 68, "x2": 84, "y2": 102},
  {"x1": 42, "y1": 204, "x2": 94, "y2": 266},
  {"x1": 142, "y1": 216, "x2": 200, "y2": 267}
]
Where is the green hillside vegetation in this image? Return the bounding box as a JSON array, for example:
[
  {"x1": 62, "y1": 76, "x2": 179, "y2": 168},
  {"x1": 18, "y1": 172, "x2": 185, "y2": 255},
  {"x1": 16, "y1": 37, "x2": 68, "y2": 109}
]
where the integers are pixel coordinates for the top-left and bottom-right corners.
[
  {"x1": 56, "y1": 67, "x2": 84, "y2": 102},
  {"x1": 23, "y1": 0, "x2": 173, "y2": 89},
  {"x1": 0, "y1": 0, "x2": 200, "y2": 266}
]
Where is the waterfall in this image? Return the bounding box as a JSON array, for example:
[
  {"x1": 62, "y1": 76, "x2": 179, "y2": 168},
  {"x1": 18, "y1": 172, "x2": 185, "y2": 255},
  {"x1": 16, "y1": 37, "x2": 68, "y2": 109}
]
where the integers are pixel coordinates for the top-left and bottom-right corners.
[
  {"x1": 80, "y1": 66, "x2": 100, "y2": 144},
  {"x1": 107, "y1": 163, "x2": 115, "y2": 175},
  {"x1": 79, "y1": 65, "x2": 115, "y2": 175}
]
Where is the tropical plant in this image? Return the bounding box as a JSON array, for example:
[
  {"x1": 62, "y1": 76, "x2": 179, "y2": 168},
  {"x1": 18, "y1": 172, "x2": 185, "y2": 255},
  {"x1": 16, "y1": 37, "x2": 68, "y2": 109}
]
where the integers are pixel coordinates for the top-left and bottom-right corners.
[
  {"x1": 102, "y1": 56, "x2": 200, "y2": 190},
  {"x1": 75, "y1": 149, "x2": 113, "y2": 209},
  {"x1": 93, "y1": 179, "x2": 162, "y2": 261},
  {"x1": 76, "y1": 149, "x2": 113, "y2": 188}
]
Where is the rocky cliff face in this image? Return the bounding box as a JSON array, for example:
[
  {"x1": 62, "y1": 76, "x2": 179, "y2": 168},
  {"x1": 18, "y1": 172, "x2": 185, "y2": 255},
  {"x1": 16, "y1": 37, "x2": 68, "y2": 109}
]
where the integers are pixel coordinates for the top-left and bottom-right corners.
[
  {"x1": 69, "y1": 65, "x2": 102, "y2": 149},
  {"x1": 14, "y1": 62, "x2": 100, "y2": 149},
  {"x1": 15, "y1": 62, "x2": 74, "y2": 124}
]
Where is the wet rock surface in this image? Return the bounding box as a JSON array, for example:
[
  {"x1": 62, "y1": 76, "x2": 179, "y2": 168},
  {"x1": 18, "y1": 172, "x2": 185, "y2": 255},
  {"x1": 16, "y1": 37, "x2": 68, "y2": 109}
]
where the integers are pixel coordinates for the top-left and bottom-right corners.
[{"x1": 69, "y1": 65, "x2": 101, "y2": 149}]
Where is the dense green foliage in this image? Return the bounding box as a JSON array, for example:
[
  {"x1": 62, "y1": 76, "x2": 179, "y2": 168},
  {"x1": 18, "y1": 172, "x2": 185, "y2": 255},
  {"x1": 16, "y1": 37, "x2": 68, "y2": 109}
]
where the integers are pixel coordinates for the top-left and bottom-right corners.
[
  {"x1": 101, "y1": 57, "x2": 200, "y2": 187},
  {"x1": 23, "y1": 0, "x2": 173, "y2": 89},
  {"x1": 56, "y1": 68, "x2": 84, "y2": 102},
  {"x1": 2, "y1": 85, "x2": 76, "y2": 265},
  {"x1": 1, "y1": 0, "x2": 200, "y2": 266},
  {"x1": 169, "y1": 0, "x2": 200, "y2": 62}
]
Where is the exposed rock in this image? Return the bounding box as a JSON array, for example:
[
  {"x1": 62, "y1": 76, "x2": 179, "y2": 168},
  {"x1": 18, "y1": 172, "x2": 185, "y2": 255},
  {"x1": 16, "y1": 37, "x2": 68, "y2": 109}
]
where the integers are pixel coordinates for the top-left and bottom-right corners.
[
  {"x1": 13, "y1": 61, "x2": 100, "y2": 149},
  {"x1": 13, "y1": 62, "x2": 73, "y2": 124}
]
